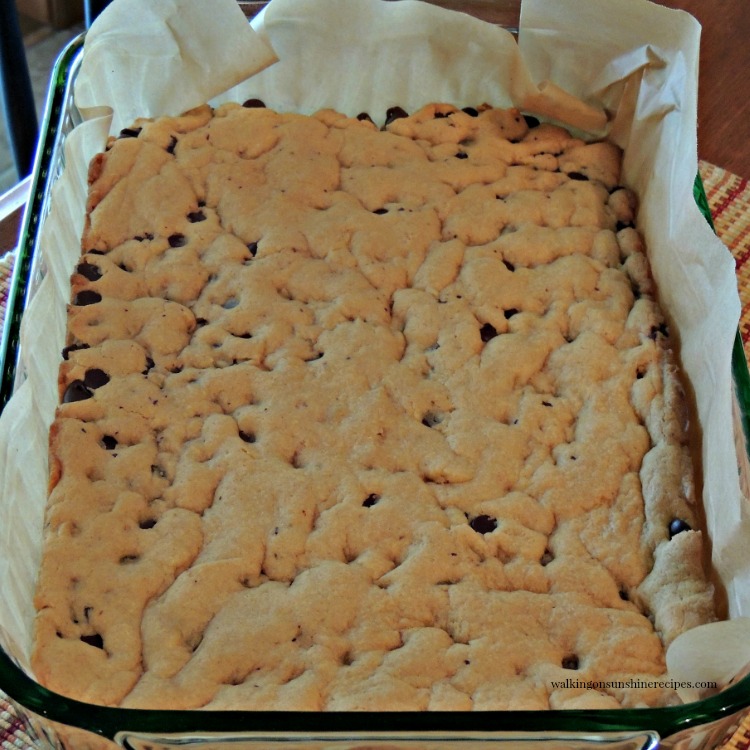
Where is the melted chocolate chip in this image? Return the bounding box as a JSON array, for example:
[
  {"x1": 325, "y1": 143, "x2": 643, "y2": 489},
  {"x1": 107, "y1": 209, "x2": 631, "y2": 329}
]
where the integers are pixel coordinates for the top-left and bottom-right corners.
[
  {"x1": 188, "y1": 210, "x2": 206, "y2": 223},
  {"x1": 62, "y1": 380, "x2": 92, "y2": 403},
  {"x1": 139, "y1": 518, "x2": 157, "y2": 530},
  {"x1": 239, "y1": 430, "x2": 256, "y2": 444},
  {"x1": 119, "y1": 555, "x2": 139, "y2": 564},
  {"x1": 166, "y1": 136, "x2": 178, "y2": 154},
  {"x1": 83, "y1": 368, "x2": 109, "y2": 389},
  {"x1": 384, "y1": 106, "x2": 408, "y2": 126},
  {"x1": 455, "y1": 151, "x2": 468, "y2": 159},
  {"x1": 373, "y1": 208, "x2": 388, "y2": 215},
  {"x1": 168, "y1": 233, "x2": 187, "y2": 248},
  {"x1": 502, "y1": 259, "x2": 515, "y2": 272},
  {"x1": 619, "y1": 589, "x2": 629, "y2": 601},
  {"x1": 568, "y1": 171, "x2": 588, "y2": 181},
  {"x1": 461, "y1": 107, "x2": 479, "y2": 118},
  {"x1": 76, "y1": 262, "x2": 102, "y2": 281},
  {"x1": 242, "y1": 98, "x2": 266, "y2": 108},
  {"x1": 101, "y1": 435, "x2": 118, "y2": 450},
  {"x1": 469, "y1": 515, "x2": 497, "y2": 534},
  {"x1": 504, "y1": 308, "x2": 519, "y2": 319},
  {"x1": 523, "y1": 114, "x2": 540, "y2": 129},
  {"x1": 357, "y1": 112, "x2": 374, "y2": 123},
  {"x1": 73, "y1": 290, "x2": 102, "y2": 306},
  {"x1": 480, "y1": 323, "x2": 498, "y2": 343},
  {"x1": 247, "y1": 242, "x2": 258, "y2": 257},
  {"x1": 61, "y1": 343, "x2": 90, "y2": 361},
  {"x1": 362, "y1": 493, "x2": 380, "y2": 508},
  {"x1": 562, "y1": 655, "x2": 579, "y2": 670},
  {"x1": 434, "y1": 111, "x2": 450, "y2": 119},
  {"x1": 143, "y1": 357, "x2": 155, "y2": 374},
  {"x1": 80, "y1": 633, "x2": 104, "y2": 649},
  {"x1": 421, "y1": 412, "x2": 442, "y2": 428},
  {"x1": 668, "y1": 518, "x2": 692, "y2": 538},
  {"x1": 649, "y1": 322, "x2": 669, "y2": 339},
  {"x1": 118, "y1": 127, "x2": 141, "y2": 139},
  {"x1": 540, "y1": 549, "x2": 554, "y2": 566}
]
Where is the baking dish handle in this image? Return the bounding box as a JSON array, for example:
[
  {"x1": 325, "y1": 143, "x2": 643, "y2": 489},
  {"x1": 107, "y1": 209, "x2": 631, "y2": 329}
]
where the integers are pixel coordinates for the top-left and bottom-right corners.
[{"x1": 115, "y1": 730, "x2": 661, "y2": 750}]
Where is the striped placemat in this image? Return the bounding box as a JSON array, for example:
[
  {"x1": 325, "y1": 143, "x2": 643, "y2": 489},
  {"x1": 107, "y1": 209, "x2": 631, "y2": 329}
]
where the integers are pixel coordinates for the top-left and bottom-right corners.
[{"x1": 1, "y1": 161, "x2": 750, "y2": 747}]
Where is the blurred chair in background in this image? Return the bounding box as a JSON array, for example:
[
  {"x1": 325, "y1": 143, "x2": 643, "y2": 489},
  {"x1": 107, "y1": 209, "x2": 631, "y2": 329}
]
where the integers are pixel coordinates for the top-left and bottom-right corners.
[{"x1": 0, "y1": 0, "x2": 39, "y2": 180}]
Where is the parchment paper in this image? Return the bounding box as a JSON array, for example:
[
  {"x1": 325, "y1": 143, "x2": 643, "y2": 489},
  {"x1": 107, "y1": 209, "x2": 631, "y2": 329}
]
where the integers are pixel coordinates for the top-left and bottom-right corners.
[{"x1": 0, "y1": 0, "x2": 747, "y2": 697}]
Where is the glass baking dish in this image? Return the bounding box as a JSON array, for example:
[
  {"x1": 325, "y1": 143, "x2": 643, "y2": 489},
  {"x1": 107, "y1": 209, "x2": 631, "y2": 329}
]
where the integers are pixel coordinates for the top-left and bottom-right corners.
[{"x1": 2, "y1": 4, "x2": 750, "y2": 749}]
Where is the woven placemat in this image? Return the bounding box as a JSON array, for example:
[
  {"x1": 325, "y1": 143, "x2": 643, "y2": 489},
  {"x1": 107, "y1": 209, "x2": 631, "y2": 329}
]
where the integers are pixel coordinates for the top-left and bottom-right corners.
[{"x1": 1, "y1": 161, "x2": 750, "y2": 747}]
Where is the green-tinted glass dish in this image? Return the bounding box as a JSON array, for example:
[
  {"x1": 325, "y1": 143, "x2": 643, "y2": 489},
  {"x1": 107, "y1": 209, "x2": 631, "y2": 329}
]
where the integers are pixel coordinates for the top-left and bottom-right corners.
[{"x1": 1, "y1": 24, "x2": 750, "y2": 750}]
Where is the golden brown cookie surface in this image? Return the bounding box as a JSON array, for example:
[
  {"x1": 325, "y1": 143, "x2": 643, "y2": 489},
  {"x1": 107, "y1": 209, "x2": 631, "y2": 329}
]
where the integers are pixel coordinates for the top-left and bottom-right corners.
[{"x1": 33, "y1": 102, "x2": 714, "y2": 710}]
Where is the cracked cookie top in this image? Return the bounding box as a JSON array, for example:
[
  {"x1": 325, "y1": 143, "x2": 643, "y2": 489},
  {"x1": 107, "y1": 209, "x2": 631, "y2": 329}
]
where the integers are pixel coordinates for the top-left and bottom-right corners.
[{"x1": 32, "y1": 102, "x2": 715, "y2": 711}]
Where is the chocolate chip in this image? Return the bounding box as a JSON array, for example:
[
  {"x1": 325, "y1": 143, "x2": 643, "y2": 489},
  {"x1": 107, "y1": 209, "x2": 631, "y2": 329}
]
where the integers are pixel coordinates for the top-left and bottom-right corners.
[
  {"x1": 562, "y1": 655, "x2": 579, "y2": 670},
  {"x1": 73, "y1": 290, "x2": 102, "y2": 306},
  {"x1": 540, "y1": 549, "x2": 554, "y2": 566},
  {"x1": 139, "y1": 518, "x2": 157, "y2": 530},
  {"x1": 523, "y1": 114, "x2": 540, "y2": 129},
  {"x1": 455, "y1": 151, "x2": 468, "y2": 159},
  {"x1": 619, "y1": 589, "x2": 629, "y2": 601},
  {"x1": 568, "y1": 172, "x2": 588, "y2": 181},
  {"x1": 62, "y1": 380, "x2": 92, "y2": 403},
  {"x1": 242, "y1": 98, "x2": 266, "y2": 108},
  {"x1": 119, "y1": 555, "x2": 139, "y2": 564},
  {"x1": 542, "y1": 401, "x2": 552, "y2": 407},
  {"x1": 504, "y1": 308, "x2": 519, "y2": 319},
  {"x1": 373, "y1": 208, "x2": 388, "y2": 215},
  {"x1": 421, "y1": 412, "x2": 442, "y2": 428},
  {"x1": 166, "y1": 136, "x2": 178, "y2": 154},
  {"x1": 461, "y1": 107, "x2": 479, "y2": 117},
  {"x1": 88, "y1": 248, "x2": 106, "y2": 255},
  {"x1": 151, "y1": 464, "x2": 166, "y2": 478},
  {"x1": 434, "y1": 111, "x2": 450, "y2": 119},
  {"x1": 143, "y1": 357, "x2": 155, "y2": 374},
  {"x1": 76, "y1": 262, "x2": 102, "y2": 281},
  {"x1": 502, "y1": 259, "x2": 515, "y2": 272},
  {"x1": 239, "y1": 430, "x2": 256, "y2": 444},
  {"x1": 80, "y1": 633, "x2": 104, "y2": 649},
  {"x1": 101, "y1": 435, "x2": 118, "y2": 450},
  {"x1": 247, "y1": 242, "x2": 258, "y2": 257},
  {"x1": 195, "y1": 317, "x2": 208, "y2": 327},
  {"x1": 168, "y1": 233, "x2": 187, "y2": 248},
  {"x1": 305, "y1": 351, "x2": 324, "y2": 361},
  {"x1": 61, "y1": 343, "x2": 90, "y2": 361},
  {"x1": 649, "y1": 322, "x2": 669, "y2": 340},
  {"x1": 636, "y1": 367, "x2": 646, "y2": 380},
  {"x1": 480, "y1": 323, "x2": 498, "y2": 342},
  {"x1": 188, "y1": 210, "x2": 206, "y2": 223},
  {"x1": 83, "y1": 368, "x2": 109, "y2": 389},
  {"x1": 668, "y1": 518, "x2": 692, "y2": 538},
  {"x1": 357, "y1": 112, "x2": 374, "y2": 123},
  {"x1": 118, "y1": 127, "x2": 141, "y2": 139},
  {"x1": 362, "y1": 493, "x2": 380, "y2": 508},
  {"x1": 469, "y1": 515, "x2": 497, "y2": 534},
  {"x1": 384, "y1": 106, "x2": 408, "y2": 126}
]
